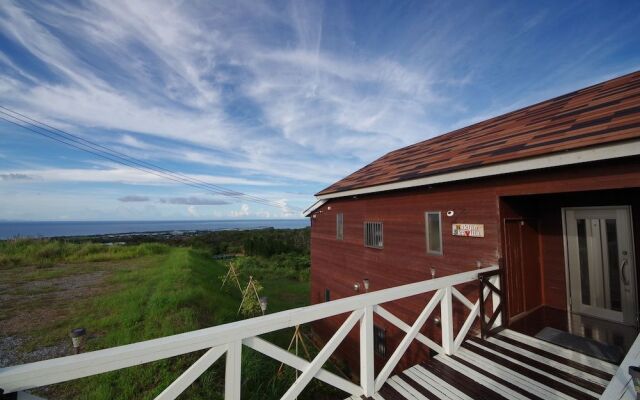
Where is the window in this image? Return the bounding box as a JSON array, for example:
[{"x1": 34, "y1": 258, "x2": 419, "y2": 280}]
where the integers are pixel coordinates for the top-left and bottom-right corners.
[
  {"x1": 364, "y1": 222, "x2": 383, "y2": 248},
  {"x1": 324, "y1": 288, "x2": 331, "y2": 302},
  {"x1": 336, "y1": 213, "x2": 344, "y2": 240},
  {"x1": 374, "y1": 325, "x2": 386, "y2": 357},
  {"x1": 426, "y1": 212, "x2": 442, "y2": 255}
]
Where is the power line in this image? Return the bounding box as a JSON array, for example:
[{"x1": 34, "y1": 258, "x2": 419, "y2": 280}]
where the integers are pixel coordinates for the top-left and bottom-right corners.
[
  {"x1": 0, "y1": 106, "x2": 302, "y2": 212},
  {"x1": 0, "y1": 106, "x2": 287, "y2": 207},
  {"x1": 0, "y1": 111, "x2": 296, "y2": 212},
  {"x1": 0, "y1": 108, "x2": 296, "y2": 211},
  {"x1": 0, "y1": 112, "x2": 255, "y2": 201}
]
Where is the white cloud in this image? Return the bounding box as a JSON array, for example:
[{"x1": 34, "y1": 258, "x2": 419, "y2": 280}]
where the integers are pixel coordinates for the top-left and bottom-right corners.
[
  {"x1": 159, "y1": 197, "x2": 228, "y2": 205},
  {"x1": 0, "y1": 1, "x2": 237, "y2": 149},
  {"x1": 273, "y1": 199, "x2": 297, "y2": 218},
  {"x1": 230, "y1": 204, "x2": 250, "y2": 217},
  {"x1": 186, "y1": 205, "x2": 198, "y2": 217},
  {"x1": 224, "y1": 200, "x2": 298, "y2": 219},
  {"x1": 0, "y1": 0, "x2": 455, "y2": 187},
  {"x1": 255, "y1": 210, "x2": 271, "y2": 218},
  {"x1": 0, "y1": 165, "x2": 275, "y2": 186}
]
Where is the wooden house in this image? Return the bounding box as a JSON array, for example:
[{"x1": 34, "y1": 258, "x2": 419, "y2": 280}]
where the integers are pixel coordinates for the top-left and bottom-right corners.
[{"x1": 305, "y1": 70, "x2": 640, "y2": 376}]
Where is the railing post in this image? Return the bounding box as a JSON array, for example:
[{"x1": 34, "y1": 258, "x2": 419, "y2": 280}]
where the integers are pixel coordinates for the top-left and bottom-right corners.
[
  {"x1": 441, "y1": 286, "x2": 454, "y2": 355},
  {"x1": 490, "y1": 274, "x2": 502, "y2": 328},
  {"x1": 225, "y1": 341, "x2": 241, "y2": 400},
  {"x1": 360, "y1": 305, "x2": 375, "y2": 396}
]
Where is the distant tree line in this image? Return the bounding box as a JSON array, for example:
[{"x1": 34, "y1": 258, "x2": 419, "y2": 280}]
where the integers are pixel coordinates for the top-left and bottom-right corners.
[
  {"x1": 65, "y1": 227, "x2": 310, "y2": 257},
  {"x1": 243, "y1": 228, "x2": 309, "y2": 257}
]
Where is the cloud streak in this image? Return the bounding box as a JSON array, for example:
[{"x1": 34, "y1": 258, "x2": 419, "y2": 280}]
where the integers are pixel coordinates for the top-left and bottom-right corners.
[
  {"x1": 159, "y1": 197, "x2": 229, "y2": 206},
  {"x1": 0, "y1": 165, "x2": 275, "y2": 186},
  {"x1": 0, "y1": 173, "x2": 32, "y2": 181},
  {"x1": 118, "y1": 195, "x2": 149, "y2": 202},
  {"x1": 0, "y1": 0, "x2": 454, "y2": 181}
]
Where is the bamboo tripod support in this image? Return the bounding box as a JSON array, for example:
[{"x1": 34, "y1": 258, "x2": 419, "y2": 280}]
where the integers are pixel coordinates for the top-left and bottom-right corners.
[
  {"x1": 237, "y1": 275, "x2": 264, "y2": 315},
  {"x1": 221, "y1": 262, "x2": 243, "y2": 293},
  {"x1": 277, "y1": 325, "x2": 311, "y2": 379}
]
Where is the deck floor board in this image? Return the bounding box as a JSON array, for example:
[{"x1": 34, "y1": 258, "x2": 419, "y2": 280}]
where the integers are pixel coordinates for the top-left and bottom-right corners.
[
  {"x1": 348, "y1": 329, "x2": 617, "y2": 400},
  {"x1": 489, "y1": 334, "x2": 614, "y2": 381}
]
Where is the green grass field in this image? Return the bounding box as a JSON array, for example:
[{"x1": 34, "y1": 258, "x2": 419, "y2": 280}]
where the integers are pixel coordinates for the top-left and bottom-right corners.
[{"x1": 0, "y1": 240, "x2": 340, "y2": 399}]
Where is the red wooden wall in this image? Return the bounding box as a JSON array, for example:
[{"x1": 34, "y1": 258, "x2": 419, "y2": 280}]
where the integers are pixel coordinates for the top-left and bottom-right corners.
[{"x1": 310, "y1": 156, "x2": 640, "y2": 377}]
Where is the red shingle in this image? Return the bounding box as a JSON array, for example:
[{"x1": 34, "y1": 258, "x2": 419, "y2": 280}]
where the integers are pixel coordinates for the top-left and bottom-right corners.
[{"x1": 318, "y1": 70, "x2": 640, "y2": 195}]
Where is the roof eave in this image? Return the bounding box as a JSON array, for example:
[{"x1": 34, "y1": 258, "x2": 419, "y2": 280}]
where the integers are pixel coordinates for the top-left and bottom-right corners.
[
  {"x1": 302, "y1": 199, "x2": 327, "y2": 217},
  {"x1": 316, "y1": 139, "x2": 640, "y2": 200}
]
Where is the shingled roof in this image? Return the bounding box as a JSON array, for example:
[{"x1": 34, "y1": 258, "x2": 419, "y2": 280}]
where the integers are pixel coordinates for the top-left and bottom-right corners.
[{"x1": 317, "y1": 70, "x2": 640, "y2": 196}]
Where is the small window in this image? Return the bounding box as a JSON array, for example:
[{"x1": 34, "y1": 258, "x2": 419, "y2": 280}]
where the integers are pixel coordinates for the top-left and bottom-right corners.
[
  {"x1": 374, "y1": 325, "x2": 386, "y2": 357},
  {"x1": 426, "y1": 212, "x2": 442, "y2": 255},
  {"x1": 336, "y1": 213, "x2": 344, "y2": 240},
  {"x1": 324, "y1": 288, "x2": 331, "y2": 302},
  {"x1": 364, "y1": 222, "x2": 383, "y2": 248}
]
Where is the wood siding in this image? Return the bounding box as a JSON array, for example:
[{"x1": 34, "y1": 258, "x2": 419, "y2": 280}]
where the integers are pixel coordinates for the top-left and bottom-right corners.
[{"x1": 310, "y1": 156, "x2": 640, "y2": 375}]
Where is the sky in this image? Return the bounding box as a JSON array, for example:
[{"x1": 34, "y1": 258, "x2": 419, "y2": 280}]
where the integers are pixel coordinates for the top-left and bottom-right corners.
[{"x1": 0, "y1": 0, "x2": 639, "y2": 221}]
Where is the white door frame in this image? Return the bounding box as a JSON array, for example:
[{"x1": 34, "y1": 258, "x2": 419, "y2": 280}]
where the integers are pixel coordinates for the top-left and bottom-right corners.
[{"x1": 562, "y1": 205, "x2": 637, "y2": 326}]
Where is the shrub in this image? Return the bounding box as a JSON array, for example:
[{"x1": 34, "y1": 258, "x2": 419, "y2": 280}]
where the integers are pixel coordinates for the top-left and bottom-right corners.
[
  {"x1": 34, "y1": 241, "x2": 67, "y2": 260},
  {"x1": 0, "y1": 239, "x2": 171, "y2": 267},
  {"x1": 297, "y1": 269, "x2": 310, "y2": 282}
]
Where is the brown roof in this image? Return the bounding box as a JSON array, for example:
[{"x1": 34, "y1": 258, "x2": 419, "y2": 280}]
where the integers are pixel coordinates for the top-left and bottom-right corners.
[{"x1": 318, "y1": 70, "x2": 640, "y2": 196}]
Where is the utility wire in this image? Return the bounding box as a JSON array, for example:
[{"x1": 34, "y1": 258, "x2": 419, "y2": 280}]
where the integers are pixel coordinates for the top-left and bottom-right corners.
[
  {"x1": 0, "y1": 109, "x2": 294, "y2": 211},
  {"x1": 0, "y1": 106, "x2": 302, "y2": 212},
  {"x1": 0, "y1": 106, "x2": 286, "y2": 207},
  {"x1": 0, "y1": 112, "x2": 295, "y2": 212},
  {"x1": 0, "y1": 112, "x2": 264, "y2": 203}
]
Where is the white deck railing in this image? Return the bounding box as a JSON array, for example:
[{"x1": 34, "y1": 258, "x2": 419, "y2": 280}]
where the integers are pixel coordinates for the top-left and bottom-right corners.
[
  {"x1": 0, "y1": 265, "x2": 500, "y2": 399},
  {"x1": 602, "y1": 331, "x2": 640, "y2": 399}
]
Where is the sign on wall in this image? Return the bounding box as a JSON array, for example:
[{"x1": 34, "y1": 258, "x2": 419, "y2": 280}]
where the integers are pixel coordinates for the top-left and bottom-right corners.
[{"x1": 452, "y1": 223, "x2": 485, "y2": 237}]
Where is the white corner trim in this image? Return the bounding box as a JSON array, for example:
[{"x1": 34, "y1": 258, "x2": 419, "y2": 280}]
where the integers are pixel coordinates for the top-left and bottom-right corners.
[
  {"x1": 316, "y1": 140, "x2": 640, "y2": 200},
  {"x1": 303, "y1": 199, "x2": 327, "y2": 217}
]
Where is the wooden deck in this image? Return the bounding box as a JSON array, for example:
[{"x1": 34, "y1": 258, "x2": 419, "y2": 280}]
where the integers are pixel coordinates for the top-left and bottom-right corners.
[{"x1": 348, "y1": 329, "x2": 619, "y2": 400}]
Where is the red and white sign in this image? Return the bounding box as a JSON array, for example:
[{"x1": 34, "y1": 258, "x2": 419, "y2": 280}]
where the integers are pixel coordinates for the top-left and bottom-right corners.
[{"x1": 452, "y1": 223, "x2": 484, "y2": 237}]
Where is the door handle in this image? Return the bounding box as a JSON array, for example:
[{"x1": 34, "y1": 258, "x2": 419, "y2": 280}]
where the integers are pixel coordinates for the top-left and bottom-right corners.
[{"x1": 621, "y1": 259, "x2": 629, "y2": 286}]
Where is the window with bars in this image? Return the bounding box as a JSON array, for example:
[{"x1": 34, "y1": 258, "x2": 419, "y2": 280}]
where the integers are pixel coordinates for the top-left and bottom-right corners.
[
  {"x1": 364, "y1": 222, "x2": 383, "y2": 248},
  {"x1": 336, "y1": 213, "x2": 344, "y2": 240},
  {"x1": 374, "y1": 325, "x2": 386, "y2": 357},
  {"x1": 426, "y1": 212, "x2": 442, "y2": 255}
]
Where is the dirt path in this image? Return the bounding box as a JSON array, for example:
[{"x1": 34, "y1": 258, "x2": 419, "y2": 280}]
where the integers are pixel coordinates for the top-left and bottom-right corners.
[{"x1": 1, "y1": 264, "x2": 115, "y2": 367}]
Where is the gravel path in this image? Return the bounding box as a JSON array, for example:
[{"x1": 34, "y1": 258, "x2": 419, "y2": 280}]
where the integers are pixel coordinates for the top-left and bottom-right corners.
[{"x1": 1, "y1": 268, "x2": 107, "y2": 368}]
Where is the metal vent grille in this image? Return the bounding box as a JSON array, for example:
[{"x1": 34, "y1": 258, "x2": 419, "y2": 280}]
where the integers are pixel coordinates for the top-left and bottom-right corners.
[{"x1": 364, "y1": 222, "x2": 383, "y2": 248}]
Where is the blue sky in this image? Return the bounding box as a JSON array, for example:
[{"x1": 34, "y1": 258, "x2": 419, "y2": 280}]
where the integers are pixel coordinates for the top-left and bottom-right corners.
[{"x1": 0, "y1": 0, "x2": 638, "y2": 221}]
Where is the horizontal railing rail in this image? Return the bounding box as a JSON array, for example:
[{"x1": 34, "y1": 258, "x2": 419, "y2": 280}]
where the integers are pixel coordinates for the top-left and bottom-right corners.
[{"x1": 0, "y1": 265, "x2": 500, "y2": 399}]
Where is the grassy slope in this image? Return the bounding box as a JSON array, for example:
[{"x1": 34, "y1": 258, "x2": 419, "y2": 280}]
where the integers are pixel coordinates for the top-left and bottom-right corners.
[
  {"x1": 50, "y1": 247, "x2": 234, "y2": 399},
  {"x1": 0, "y1": 242, "x2": 336, "y2": 399}
]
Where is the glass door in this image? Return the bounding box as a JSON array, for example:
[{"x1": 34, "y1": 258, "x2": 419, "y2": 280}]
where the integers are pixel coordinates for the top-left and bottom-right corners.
[{"x1": 564, "y1": 207, "x2": 637, "y2": 326}]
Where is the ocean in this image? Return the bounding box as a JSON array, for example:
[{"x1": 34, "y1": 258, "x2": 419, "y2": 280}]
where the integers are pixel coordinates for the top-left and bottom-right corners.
[{"x1": 0, "y1": 219, "x2": 310, "y2": 240}]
